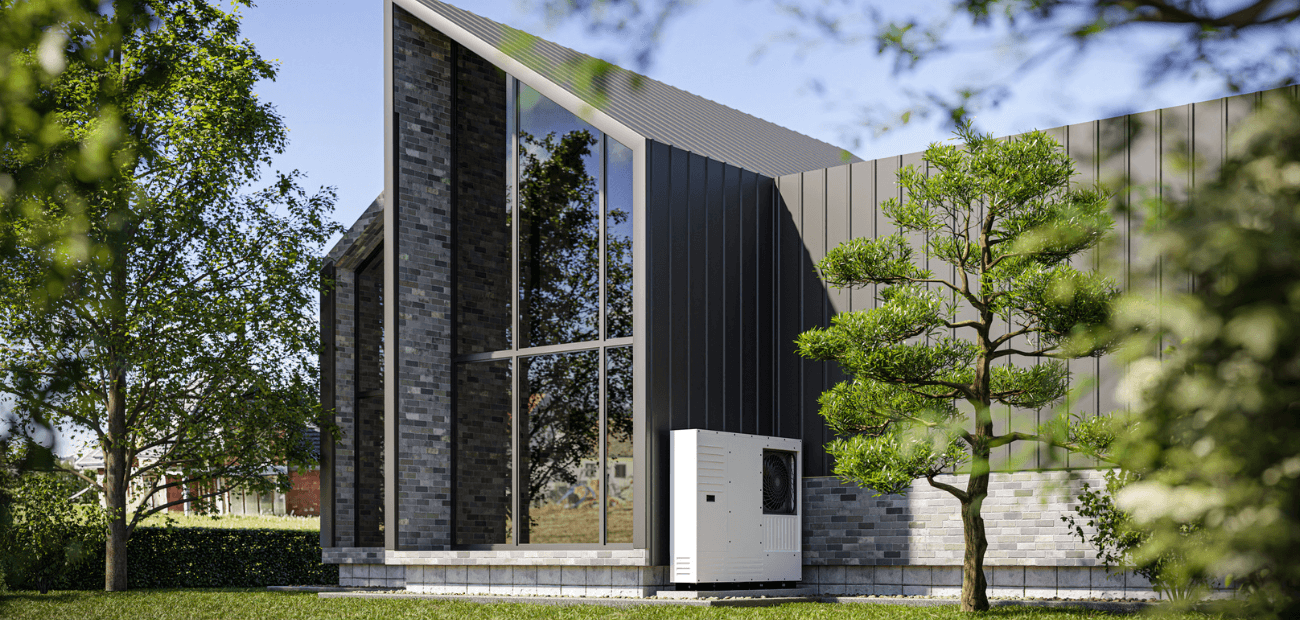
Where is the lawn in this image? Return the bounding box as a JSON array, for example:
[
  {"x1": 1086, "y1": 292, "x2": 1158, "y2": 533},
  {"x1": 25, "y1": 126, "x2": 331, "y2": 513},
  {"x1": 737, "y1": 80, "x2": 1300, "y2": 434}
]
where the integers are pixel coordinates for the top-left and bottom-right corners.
[
  {"x1": 0, "y1": 590, "x2": 1212, "y2": 620},
  {"x1": 135, "y1": 513, "x2": 320, "y2": 531}
]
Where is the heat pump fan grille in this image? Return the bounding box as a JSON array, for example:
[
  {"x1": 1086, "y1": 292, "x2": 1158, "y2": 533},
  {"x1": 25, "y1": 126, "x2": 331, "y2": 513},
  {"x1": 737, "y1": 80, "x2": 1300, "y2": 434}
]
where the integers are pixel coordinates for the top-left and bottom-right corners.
[{"x1": 761, "y1": 450, "x2": 796, "y2": 515}]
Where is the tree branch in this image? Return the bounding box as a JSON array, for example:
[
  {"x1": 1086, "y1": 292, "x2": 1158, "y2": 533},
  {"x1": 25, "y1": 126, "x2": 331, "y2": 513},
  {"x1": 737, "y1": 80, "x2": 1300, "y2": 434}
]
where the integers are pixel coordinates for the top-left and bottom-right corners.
[{"x1": 926, "y1": 473, "x2": 969, "y2": 502}]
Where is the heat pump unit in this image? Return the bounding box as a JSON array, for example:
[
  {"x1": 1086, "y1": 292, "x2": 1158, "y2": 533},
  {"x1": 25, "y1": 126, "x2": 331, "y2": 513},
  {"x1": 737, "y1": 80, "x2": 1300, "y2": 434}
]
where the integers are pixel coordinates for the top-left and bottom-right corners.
[{"x1": 671, "y1": 429, "x2": 802, "y2": 584}]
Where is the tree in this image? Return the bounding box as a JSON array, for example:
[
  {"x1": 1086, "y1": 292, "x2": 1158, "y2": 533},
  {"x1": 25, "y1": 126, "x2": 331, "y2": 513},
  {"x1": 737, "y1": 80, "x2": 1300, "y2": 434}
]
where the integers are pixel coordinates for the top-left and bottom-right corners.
[
  {"x1": 0, "y1": 0, "x2": 339, "y2": 591},
  {"x1": 0, "y1": 1, "x2": 154, "y2": 475},
  {"x1": 1107, "y1": 93, "x2": 1300, "y2": 617},
  {"x1": 795, "y1": 124, "x2": 1117, "y2": 611}
]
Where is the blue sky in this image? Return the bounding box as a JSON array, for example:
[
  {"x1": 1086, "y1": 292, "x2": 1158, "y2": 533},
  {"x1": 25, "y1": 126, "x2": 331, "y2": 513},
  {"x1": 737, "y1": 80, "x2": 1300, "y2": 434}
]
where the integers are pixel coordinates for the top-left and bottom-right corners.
[{"x1": 236, "y1": 0, "x2": 1236, "y2": 247}]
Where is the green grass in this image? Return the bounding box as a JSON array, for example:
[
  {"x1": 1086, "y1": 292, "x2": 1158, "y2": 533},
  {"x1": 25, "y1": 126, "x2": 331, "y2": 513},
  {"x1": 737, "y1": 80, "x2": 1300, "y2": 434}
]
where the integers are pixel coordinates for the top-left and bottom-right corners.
[
  {"x1": 136, "y1": 513, "x2": 320, "y2": 531},
  {"x1": 0, "y1": 590, "x2": 1212, "y2": 620}
]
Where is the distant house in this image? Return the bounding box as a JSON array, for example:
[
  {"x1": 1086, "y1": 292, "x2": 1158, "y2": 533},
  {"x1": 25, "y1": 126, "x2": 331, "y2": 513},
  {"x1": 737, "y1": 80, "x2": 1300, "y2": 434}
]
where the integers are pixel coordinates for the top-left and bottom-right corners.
[{"x1": 71, "y1": 427, "x2": 322, "y2": 517}]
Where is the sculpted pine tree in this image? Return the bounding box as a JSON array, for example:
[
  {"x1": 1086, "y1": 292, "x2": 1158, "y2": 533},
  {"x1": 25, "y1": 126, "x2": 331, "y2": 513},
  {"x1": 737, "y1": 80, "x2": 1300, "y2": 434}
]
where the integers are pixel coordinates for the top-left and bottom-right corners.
[{"x1": 797, "y1": 125, "x2": 1118, "y2": 612}]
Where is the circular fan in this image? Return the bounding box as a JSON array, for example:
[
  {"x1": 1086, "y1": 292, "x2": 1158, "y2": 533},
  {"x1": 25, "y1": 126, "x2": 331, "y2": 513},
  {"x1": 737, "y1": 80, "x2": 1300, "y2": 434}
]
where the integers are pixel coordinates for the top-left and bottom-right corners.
[{"x1": 762, "y1": 452, "x2": 794, "y2": 514}]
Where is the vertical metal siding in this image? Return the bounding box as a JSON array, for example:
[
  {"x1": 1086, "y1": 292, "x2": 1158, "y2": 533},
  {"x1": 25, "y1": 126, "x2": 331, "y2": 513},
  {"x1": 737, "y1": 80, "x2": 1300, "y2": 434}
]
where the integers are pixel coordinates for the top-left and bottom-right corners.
[
  {"x1": 723, "y1": 164, "x2": 743, "y2": 434},
  {"x1": 688, "y1": 153, "x2": 708, "y2": 430},
  {"x1": 644, "y1": 139, "x2": 673, "y2": 563},
  {"x1": 801, "y1": 169, "x2": 829, "y2": 475},
  {"x1": 757, "y1": 175, "x2": 779, "y2": 439},
  {"x1": 740, "y1": 169, "x2": 760, "y2": 437},
  {"x1": 777, "y1": 175, "x2": 805, "y2": 443},
  {"x1": 848, "y1": 162, "x2": 875, "y2": 313},
  {"x1": 668, "y1": 146, "x2": 691, "y2": 432},
  {"x1": 705, "y1": 158, "x2": 726, "y2": 432},
  {"x1": 767, "y1": 90, "x2": 1289, "y2": 476}
]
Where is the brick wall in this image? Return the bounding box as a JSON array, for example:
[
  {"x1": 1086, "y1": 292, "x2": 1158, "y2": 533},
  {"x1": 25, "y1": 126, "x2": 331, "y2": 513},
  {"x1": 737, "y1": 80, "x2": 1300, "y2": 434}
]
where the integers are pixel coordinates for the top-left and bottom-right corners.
[
  {"x1": 325, "y1": 196, "x2": 383, "y2": 548},
  {"x1": 802, "y1": 470, "x2": 1106, "y2": 567},
  {"x1": 287, "y1": 468, "x2": 320, "y2": 517},
  {"x1": 391, "y1": 6, "x2": 456, "y2": 550}
]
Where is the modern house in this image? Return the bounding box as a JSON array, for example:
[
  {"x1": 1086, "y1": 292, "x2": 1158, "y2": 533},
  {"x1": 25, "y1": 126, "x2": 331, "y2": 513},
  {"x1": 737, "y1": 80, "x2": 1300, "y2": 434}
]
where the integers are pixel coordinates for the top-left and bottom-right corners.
[{"x1": 320, "y1": 0, "x2": 1288, "y2": 598}]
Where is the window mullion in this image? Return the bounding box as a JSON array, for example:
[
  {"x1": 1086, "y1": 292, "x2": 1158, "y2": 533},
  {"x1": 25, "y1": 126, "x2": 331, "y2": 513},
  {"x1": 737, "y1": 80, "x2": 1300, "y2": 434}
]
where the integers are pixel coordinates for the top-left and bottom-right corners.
[{"x1": 599, "y1": 347, "x2": 608, "y2": 545}]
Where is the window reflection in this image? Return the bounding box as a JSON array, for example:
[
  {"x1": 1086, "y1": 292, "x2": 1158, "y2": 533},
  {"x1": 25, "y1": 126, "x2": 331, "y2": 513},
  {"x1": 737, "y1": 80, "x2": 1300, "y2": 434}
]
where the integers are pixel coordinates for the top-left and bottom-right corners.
[
  {"x1": 606, "y1": 347, "x2": 633, "y2": 543},
  {"x1": 519, "y1": 349, "x2": 601, "y2": 544},
  {"x1": 454, "y1": 360, "x2": 513, "y2": 545},
  {"x1": 518, "y1": 85, "x2": 601, "y2": 348},
  {"x1": 606, "y1": 138, "x2": 634, "y2": 339}
]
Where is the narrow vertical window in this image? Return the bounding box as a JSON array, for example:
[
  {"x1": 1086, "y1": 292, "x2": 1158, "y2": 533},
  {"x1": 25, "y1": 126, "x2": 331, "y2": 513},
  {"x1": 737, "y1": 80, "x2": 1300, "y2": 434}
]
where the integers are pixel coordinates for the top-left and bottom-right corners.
[
  {"x1": 517, "y1": 84, "x2": 602, "y2": 348},
  {"x1": 606, "y1": 138, "x2": 634, "y2": 339},
  {"x1": 518, "y1": 349, "x2": 601, "y2": 544},
  {"x1": 605, "y1": 346, "x2": 633, "y2": 542}
]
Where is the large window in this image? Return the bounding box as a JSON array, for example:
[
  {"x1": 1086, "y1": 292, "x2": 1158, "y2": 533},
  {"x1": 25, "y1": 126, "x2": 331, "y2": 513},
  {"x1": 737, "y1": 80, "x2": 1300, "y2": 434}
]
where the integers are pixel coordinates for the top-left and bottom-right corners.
[{"x1": 453, "y1": 79, "x2": 635, "y2": 547}]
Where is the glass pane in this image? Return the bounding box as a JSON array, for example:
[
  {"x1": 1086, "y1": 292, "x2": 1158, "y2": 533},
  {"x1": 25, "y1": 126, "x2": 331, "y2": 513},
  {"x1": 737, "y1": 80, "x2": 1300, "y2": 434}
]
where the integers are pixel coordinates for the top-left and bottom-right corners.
[
  {"x1": 455, "y1": 360, "x2": 514, "y2": 545},
  {"x1": 606, "y1": 347, "x2": 634, "y2": 543},
  {"x1": 517, "y1": 84, "x2": 601, "y2": 348},
  {"x1": 519, "y1": 349, "x2": 600, "y2": 544},
  {"x1": 606, "y1": 137, "x2": 634, "y2": 339},
  {"x1": 455, "y1": 72, "x2": 512, "y2": 355}
]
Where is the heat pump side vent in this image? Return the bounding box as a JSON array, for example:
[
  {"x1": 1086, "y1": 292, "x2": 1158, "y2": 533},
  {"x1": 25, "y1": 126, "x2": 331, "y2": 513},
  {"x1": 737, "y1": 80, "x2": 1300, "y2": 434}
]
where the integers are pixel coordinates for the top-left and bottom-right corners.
[{"x1": 761, "y1": 449, "x2": 796, "y2": 515}]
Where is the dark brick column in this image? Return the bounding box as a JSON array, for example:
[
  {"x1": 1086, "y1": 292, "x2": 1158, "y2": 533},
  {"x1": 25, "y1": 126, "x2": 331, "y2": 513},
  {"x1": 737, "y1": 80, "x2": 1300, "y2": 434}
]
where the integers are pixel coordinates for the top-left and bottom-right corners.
[{"x1": 390, "y1": 6, "x2": 455, "y2": 550}]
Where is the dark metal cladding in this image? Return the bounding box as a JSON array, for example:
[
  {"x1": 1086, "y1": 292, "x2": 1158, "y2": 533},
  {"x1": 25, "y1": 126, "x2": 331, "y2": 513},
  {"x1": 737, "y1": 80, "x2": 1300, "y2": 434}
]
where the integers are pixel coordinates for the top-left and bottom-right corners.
[{"x1": 405, "y1": 0, "x2": 861, "y2": 178}]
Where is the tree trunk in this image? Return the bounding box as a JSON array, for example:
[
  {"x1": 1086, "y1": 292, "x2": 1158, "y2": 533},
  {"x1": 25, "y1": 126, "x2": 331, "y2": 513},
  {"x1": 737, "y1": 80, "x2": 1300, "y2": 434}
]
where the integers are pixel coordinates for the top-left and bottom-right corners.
[
  {"x1": 960, "y1": 464, "x2": 991, "y2": 612},
  {"x1": 103, "y1": 368, "x2": 130, "y2": 591},
  {"x1": 103, "y1": 438, "x2": 129, "y2": 591}
]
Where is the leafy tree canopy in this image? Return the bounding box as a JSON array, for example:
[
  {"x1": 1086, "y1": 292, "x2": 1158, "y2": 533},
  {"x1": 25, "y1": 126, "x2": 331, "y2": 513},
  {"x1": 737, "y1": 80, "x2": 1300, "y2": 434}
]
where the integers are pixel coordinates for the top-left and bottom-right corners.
[
  {"x1": 0, "y1": 0, "x2": 340, "y2": 590},
  {"x1": 797, "y1": 124, "x2": 1117, "y2": 611}
]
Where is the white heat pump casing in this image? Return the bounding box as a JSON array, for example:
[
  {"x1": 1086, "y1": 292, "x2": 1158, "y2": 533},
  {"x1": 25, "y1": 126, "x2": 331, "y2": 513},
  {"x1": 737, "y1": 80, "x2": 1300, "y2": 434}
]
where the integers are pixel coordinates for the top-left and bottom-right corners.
[{"x1": 670, "y1": 429, "x2": 802, "y2": 583}]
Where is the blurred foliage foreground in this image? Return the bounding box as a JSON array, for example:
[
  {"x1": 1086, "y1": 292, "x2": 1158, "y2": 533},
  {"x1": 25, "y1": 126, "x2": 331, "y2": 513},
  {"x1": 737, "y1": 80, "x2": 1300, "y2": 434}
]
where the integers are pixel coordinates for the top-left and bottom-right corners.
[{"x1": 1100, "y1": 93, "x2": 1300, "y2": 617}]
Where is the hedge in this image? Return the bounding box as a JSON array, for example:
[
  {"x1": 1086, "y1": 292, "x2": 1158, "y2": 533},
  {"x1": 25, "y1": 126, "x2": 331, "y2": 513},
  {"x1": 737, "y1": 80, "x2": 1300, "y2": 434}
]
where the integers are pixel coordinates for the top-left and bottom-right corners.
[{"x1": 52, "y1": 527, "x2": 337, "y2": 590}]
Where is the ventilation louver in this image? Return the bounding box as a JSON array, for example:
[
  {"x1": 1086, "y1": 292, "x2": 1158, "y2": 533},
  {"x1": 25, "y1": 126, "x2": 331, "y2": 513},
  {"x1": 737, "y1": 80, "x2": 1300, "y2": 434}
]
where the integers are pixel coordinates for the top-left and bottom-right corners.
[{"x1": 761, "y1": 450, "x2": 796, "y2": 515}]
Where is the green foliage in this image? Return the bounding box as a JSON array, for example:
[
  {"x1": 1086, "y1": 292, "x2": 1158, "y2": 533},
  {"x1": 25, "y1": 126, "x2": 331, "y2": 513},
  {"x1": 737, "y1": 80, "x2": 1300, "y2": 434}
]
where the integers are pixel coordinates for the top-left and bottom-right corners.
[
  {"x1": 1109, "y1": 94, "x2": 1300, "y2": 617},
  {"x1": 0, "y1": 0, "x2": 340, "y2": 589},
  {"x1": 0, "y1": 462, "x2": 104, "y2": 591},
  {"x1": 0, "y1": 0, "x2": 338, "y2": 523},
  {"x1": 1061, "y1": 470, "x2": 1202, "y2": 602},
  {"x1": 49, "y1": 528, "x2": 336, "y2": 590},
  {"x1": 0, "y1": 591, "x2": 1213, "y2": 620},
  {"x1": 798, "y1": 123, "x2": 1116, "y2": 610},
  {"x1": 798, "y1": 124, "x2": 1117, "y2": 492},
  {"x1": 135, "y1": 513, "x2": 319, "y2": 531}
]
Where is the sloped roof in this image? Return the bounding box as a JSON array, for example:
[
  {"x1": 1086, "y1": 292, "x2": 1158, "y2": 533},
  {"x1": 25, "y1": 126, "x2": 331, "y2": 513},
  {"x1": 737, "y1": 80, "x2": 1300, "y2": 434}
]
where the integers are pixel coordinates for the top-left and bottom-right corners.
[{"x1": 407, "y1": 0, "x2": 862, "y2": 178}]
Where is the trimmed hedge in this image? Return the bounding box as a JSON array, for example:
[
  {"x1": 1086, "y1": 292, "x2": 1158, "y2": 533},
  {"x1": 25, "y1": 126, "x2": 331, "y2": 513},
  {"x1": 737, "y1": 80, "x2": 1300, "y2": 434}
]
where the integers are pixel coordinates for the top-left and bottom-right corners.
[{"x1": 54, "y1": 527, "x2": 337, "y2": 590}]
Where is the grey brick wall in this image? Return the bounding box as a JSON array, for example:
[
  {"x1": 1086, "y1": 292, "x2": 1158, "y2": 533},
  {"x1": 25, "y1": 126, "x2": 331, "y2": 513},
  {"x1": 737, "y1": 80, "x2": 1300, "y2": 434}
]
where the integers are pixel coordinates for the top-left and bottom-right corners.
[
  {"x1": 802, "y1": 470, "x2": 1106, "y2": 567},
  {"x1": 331, "y1": 267, "x2": 355, "y2": 548},
  {"x1": 453, "y1": 41, "x2": 510, "y2": 356},
  {"x1": 325, "y1": 195, "x2": 384, "y2": 549},
  {"x1": 391, "y1": 5, "x2": 456, "y2": 549},
  {"x1": 355, "y1": 256, "x2": 385, "y2": 547},
  {"x1": 453, "y1": 361, "x2": 512, "y2": 545}
]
